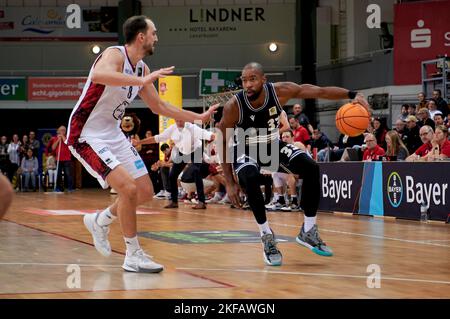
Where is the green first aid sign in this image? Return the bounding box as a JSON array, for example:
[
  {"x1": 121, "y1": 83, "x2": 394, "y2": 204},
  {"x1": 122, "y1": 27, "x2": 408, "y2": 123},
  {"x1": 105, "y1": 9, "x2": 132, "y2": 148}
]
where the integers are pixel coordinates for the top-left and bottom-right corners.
[
  {"x1": 0, "y1": 78, "x2": 27, "y2": 100},
  {"x1": 199, "y1": 69, "x2": 241, "y2": 96}
]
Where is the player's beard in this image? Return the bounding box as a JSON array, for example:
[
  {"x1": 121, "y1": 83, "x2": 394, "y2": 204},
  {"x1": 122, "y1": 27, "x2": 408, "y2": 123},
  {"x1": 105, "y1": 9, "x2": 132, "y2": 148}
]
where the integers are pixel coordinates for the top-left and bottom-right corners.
[
  {"x1": 143, "y1": 42, "x2": 154, "y2": 56},
  {"x1": 246, "y1": 88, "x2": 262, "y2": 101}
]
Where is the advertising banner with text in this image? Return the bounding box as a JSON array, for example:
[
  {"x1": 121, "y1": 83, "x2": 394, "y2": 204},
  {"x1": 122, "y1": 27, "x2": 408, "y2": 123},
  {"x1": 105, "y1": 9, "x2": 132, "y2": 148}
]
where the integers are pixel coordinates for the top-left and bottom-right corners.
[{"x1": 28, "y1": 77, "x2": 86, "y2": 101}]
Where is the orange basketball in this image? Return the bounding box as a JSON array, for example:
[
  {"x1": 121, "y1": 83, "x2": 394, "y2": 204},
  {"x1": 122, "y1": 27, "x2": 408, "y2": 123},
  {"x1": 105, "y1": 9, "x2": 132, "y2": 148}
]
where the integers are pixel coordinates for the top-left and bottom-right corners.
[{"x1": 335, "y1": 103, "x2": 370, "y2": 137}]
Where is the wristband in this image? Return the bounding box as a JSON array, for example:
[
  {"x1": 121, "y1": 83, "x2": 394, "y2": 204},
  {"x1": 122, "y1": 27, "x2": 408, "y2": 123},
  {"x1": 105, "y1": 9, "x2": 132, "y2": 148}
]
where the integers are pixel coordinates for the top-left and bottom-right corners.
[{"x1": 348, "y1": 90, "x2": 357, "y2": 99}]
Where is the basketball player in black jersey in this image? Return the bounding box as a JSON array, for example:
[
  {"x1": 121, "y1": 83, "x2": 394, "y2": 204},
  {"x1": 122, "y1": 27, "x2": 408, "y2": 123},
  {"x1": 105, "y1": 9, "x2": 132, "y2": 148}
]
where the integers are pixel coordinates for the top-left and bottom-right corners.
[
  {"x1": 217, "y1": 62, "x2": 369, "y2": 266},
  {"x1": 0, "y1": 174, "x2": 13, "y2": 220}
]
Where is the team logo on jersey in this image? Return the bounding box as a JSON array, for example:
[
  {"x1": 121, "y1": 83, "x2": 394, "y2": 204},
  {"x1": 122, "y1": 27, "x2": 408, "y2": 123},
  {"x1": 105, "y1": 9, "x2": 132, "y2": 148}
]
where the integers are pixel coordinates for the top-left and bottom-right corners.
[
  {"x1": 250, "y1": 115, "x2": 255, "y2": 121},
  {"x1": 269, "y1": 106, "x2": 277, "y2": 116}
]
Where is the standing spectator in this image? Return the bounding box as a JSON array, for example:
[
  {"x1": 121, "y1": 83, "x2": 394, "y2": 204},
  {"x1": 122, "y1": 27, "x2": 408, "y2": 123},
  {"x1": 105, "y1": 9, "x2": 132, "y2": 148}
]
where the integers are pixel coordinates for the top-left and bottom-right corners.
[
  {"x1": 362, "y1": 133, "x2": 385, "y2": 161},
  {"x1": 20, "y1": 134, "x2": 30, "y2": 160},
  {"x1": 21, "y1": 148, "x2": 38, "y2": 191},
  {"x1": 403, "y1": 115, "x2": 422, "y2": 154},
  {"x1": 0, "y1": 136, "x2": 9, "y2": 174},
  {"x1": 28, "y1": 131, "x2": 40, "y2": 156},
  {"x1": 432, "y1": 89, "x2": 448, "y2": 117},
  {"x1": 434, "y1": 113, "x2": 445, "y2": 126},
  {"x1": 289, "y1": 115, "x2": 311, "y2": 152},
  {"x1": 372, "y1": 117, "x2": 388, "y2": 149},
  {"x1": 406, "y1": 125, "x2": 434, "y2": 161},
  {"x1": 398, "y1": 104, "x2": 409, "y2": 122},
  {"x1": 292, "y1": 104, "x2": 314, "y2": 134},
  {"x1": 427, "y1": 125, "x2": 450, "y2": 160},
  {"x1": 417, "y1": 92, "x2": 427, "y2": 111},
  {"x1": 7, "y1": 134, "x2": 21, "y2": 183},
  {"x1": 385, "y1": 130, "x2": 409, "y2": 161},
  {"x1": 427, "y1": 100, "x2": 442, "y2": 119},
  {"x1": 47, "y1": 126, "x2": 74, "y2": 192},
  {"x1": 416, "y1": 108, "x2": 435, "y2": 130}
]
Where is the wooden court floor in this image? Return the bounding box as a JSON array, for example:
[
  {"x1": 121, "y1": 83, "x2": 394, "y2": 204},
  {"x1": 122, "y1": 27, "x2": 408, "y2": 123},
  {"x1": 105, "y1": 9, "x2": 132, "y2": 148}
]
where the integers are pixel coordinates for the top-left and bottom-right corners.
[{"x1": 0, "y1": 189, "x2": 449, "y2": 299}]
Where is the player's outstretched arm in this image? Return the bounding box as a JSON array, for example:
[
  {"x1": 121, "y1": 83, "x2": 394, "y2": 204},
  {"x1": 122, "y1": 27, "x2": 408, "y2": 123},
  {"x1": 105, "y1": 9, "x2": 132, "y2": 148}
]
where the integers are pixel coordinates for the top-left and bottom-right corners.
[
  {"x1": 217, "y1": 99, "x2": 242, "y2": 208},
  {"x1": 275, "y1": 82, "x2": 372, "y2": 114},
  {"x1": 139, "y1": 65, "x2": 218, "y2": 124}
]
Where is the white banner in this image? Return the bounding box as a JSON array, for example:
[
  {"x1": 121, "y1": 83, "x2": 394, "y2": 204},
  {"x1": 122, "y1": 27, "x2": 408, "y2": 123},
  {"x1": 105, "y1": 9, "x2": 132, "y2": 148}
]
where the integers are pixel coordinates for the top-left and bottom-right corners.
[
  {"x1": 144, "y1": 4, "x2": 295, "y2": 45},
  {"x1": 0, "y1": 7, "x2": 118, "y2": 41}
]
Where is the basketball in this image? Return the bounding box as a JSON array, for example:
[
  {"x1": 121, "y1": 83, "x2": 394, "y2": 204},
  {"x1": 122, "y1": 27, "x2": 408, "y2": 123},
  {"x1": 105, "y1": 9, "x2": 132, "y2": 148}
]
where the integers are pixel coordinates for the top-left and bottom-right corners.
[{"x1": 335, "y1": 102, "x2": 370, "y2": 137}]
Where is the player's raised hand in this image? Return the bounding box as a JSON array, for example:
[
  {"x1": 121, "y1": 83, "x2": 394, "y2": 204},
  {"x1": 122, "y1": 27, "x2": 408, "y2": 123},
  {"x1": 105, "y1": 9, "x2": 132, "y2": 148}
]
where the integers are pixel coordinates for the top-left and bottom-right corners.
[
  {"x1": 353, "y1": 93, "x2": 372, "y2": 115},
  {"x1": 199, "y1": 103, "x2": 219, "y2": 124},
  {"x1": 144, "y1": 66, "x2": 175, "y2": 85}
]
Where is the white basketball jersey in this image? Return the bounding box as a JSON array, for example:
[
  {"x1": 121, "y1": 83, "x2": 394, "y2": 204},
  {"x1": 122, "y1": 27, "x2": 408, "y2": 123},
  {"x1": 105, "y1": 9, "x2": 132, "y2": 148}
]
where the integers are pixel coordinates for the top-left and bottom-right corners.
[{"x1": 67, "y1": 46, "x2": 146, "y2": 145}]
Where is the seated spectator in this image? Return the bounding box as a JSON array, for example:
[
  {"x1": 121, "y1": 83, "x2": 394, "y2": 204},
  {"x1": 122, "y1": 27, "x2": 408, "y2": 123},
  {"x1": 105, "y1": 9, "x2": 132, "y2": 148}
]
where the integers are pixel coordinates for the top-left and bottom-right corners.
[
  {"x1": 292, "y1": 104, "x2": 314, "y2": 134},
  {"x1": 446, "y1": 113, "x2": 450, "y2": 130},
  {"x1": 406, "y1": 125, "x2": 434, "y2": 162},
  {"x1": 362, "y1": 133, "x2": 385, "y2": 161},
  {"x1": 21, "y1": 148, "x2": 38, "y2": 191},
  {"x1": 373, "y1": 117, "x2": 388, "y2": 149},
  {"x1": 46, "y1": 154, "x2": 57, "y2": 190},
  {"x1": 403, "y1": 115, "x2": 422, "y2": 154},
  {"x1": 385, "y1": 130, "x2": 409, "y2": 161},
  {"x1": 427, "y1": 100, "x2": 442, "y2": 119},
  {"x1": 398, "y1": 104, "x2": 409, "y2": 122},
  {"x1": 417, "y1": 92, "x2": 427, "y2": 111},
  {"x1": 152, "y1": 143, "x2": 172, "y2": 199},
  {"x1": 432, "y1": 89, "x2": 448, "y2": 117},
  {"x1": 408, "y1": 103, "x2": 417, "y2": 116},
  {"x1": 330, "y1": 133, "x2": 365, "y2": 162},
  {"x1": 139, "y1": 130, "x2": 160, "y2": 194},
  {"x1": 426, "y1": 125, "x2": 450, "y2": 161},
  {"x1": 311, "y1": 129, "x2": 333, "y2": 162},
  {"x1": 434, "y1": 113, "x2": 445, "y2": 126},
  {"x1": 394, "y1": 119, "x2": 407, "y2": 138},
  {"x1": 417, "y1": 108, "x2": 435, "y2": 130},
  {"x1": 289, "y1": 115, "x2": 311, "y2": 152}
]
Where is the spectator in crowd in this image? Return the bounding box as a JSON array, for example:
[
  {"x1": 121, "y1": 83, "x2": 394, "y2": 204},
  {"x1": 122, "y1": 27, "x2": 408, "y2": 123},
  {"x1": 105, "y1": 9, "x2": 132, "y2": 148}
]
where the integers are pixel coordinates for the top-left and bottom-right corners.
[
  {"x1": 446, "y1": 114, "x2": 450, "y2": 130},
  {"x1": 372, "y1": 117, "x2": 388, "y2": 149},
  {"x1": 407, "y1": 104, "x2": 417, "y2": 116},
  {"x1": 416, "y1": 108, "x2": 435, "y2": 130},
  {"x1": 398, "y1": 104, "x2": 409, "y2": 122},
  {"x1": 417, "y1": 92, "x2": 427, "y2": 111},
  {"x1": 292, "y1": 104, "x2": 314, "y2": 135},
  {"x1": 362, "y1": 133, "x2": 385, "y2": 161},
  {"x1": 289, "y1": 115, "x2": 311, "y2": 152},
  {"x1": 394, "y1": 119, "x2": 407, "y2": 138},
  {"x1": 426, "y1": 125, "x2": 450, "y2": 161},
  {"x1": 139, "y1": 130, "x2": 161, "y2": 194},
  {"x1": 434, "y1": 113, "x2": 445, "y2": 126},
  {"x1": 385, "y1": 130, "x2": 409, "y2": 161},
  {"x1": 432, "y1": 89, "x2": 448, "y2": 116},
  {"x1": 7, "y1": 134, "x2": 21, "y2": 183},
  {"x1": 152, "y1": 143, "x2": 172, "y2": 199},
  {"x1": 403, "y1": 115, "x2": 422, "y2": 154},
  {"x1": 28, "y1": 131, "x2": 40, "y2": 156},
  {"x1": 311, "y1": 128, "x2": 333, "y2": 161},
  {"x1": 21, "y1": 148, "x2": 38, "y2": 191},
  {"x1": 427, "y1": 100, "x2": 442, "y2": 119},
  {"x1": 20, "y1": 134, "x2": 29, "y2": 160},
  {"x1": 46, "y1": 154, "x2": 57, "y2": 190},
  {"x1": 47, "y1": 126, "x2": 74, "y2": 192},
  {"x1": 0, "y1": 136, "x2": 9, "y2": 174},
  {"x1": 406, "y1": 125, "x2": 434, "y2": 161}
]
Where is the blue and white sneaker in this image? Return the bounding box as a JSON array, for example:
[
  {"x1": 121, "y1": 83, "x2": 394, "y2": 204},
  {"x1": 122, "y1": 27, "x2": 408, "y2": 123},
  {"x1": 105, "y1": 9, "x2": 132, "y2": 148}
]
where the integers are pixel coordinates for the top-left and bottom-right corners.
[{"x1": 296, "y1": 224, "x2": 333, "y2": 257}]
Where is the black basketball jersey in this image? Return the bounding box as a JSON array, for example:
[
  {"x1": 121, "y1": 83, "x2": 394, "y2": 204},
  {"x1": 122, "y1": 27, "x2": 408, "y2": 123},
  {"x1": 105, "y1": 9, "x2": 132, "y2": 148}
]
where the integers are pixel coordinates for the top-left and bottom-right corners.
[{"x1": 233, "y1": 82, "x2": 283, "y2": 146}]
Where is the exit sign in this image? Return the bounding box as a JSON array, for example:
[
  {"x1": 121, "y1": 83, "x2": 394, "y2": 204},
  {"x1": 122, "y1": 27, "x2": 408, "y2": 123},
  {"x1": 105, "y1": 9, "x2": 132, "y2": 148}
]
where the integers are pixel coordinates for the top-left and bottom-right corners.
[{"x1": 199, "y1": 69, "x2": 241, "y2": 96}]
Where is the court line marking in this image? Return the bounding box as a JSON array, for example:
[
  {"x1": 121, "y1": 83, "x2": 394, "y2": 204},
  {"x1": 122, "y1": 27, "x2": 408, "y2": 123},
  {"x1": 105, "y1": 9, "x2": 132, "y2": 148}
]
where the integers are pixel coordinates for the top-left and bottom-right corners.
[
  {"x1": 174, "y1": 210, "x2": 450, "y2": 248},
  {"x1": 177, "y1": 267, "x2": 450, "y2": 286},
  {"x1": 0, "y1": 262, "x2": 119, "y2": 268}
]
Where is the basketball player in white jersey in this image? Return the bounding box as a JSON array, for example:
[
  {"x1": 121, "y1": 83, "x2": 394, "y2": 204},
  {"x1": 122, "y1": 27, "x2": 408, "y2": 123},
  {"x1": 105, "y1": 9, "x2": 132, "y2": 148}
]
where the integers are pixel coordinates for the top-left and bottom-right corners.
[
  {"x1": 0, "y1": 174, "x2": 13, "y2": 220},
  {"x1": 66, "y1": 16, "x2": 217, "y2": 273}
]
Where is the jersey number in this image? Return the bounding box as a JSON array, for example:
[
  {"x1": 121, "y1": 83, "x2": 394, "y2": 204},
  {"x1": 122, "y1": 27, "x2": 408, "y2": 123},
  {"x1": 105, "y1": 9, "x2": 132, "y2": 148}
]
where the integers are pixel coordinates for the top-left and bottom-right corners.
[
  {"x1": 127, "y1": 86, "x2": 133, "y2": 99},
  {"x1": 280, "y1": 146, "x2": 293, "y2": 157},
  {"x1": 268, "y1": 118, "x2": 279, "y2": 131}
]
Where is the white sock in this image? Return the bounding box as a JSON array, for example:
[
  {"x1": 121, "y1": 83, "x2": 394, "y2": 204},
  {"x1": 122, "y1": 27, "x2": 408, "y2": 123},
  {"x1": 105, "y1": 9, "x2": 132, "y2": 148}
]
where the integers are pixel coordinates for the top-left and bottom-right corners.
[
  {"x1": 124, "y1": 236, "x2": 141, "y2": 254},
  {"x1": 273, "y1": 193, "x2": 280, "y2": 201},
  {"x1": 258, "y1": 221, "x2": 272, "y2": 236},
  {"x1": 96, "y1": 207, "x2": 116, "y2": 227},
  {"x1": 304, "y1": 216, "x2": 317, "y2": 232}
]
